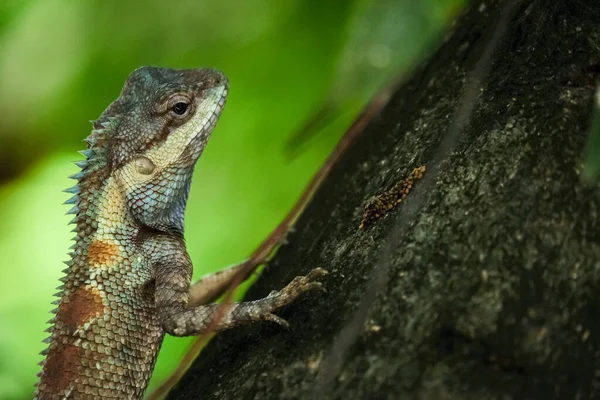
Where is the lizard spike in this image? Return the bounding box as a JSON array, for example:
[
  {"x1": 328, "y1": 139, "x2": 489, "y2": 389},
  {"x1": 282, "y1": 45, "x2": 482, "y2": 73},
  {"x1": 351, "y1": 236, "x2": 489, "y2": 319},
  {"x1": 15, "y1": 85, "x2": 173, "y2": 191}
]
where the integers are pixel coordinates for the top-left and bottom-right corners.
[
  {"x1": 90, "y1": 127, "x2": 105, "y2": 137},
  {"x1": 73, "y1": 160, "x2": 88, "y2": 169},
  {"x1": 38, "y1": 360, "x2": 46, "y2": 367},
  {"x1": 45, "y1": 319, "x2": 56, "y2": 326},
  {"x1": 55, "y1": 285, "x2": 65, "y2": 291},
  {"x1": 51, "y1": 299, "x2": 60, "y2": 305},
  {"x1": 64, "y1": 196, "x2": 78, "y2": 205},
  {"x1": 59, "y1": 276, "x2": 68, "y2": 283},
  {"x1": 102, "y1": 116, "x2": 119, "y2": 127},
  {"x1": 78, "y1": 149, "x2": 93, "y2": 158},
  {"x1": 66, "y1": 205, "x2": 80, "y2": 215},
  {"x1": 84, "y1": 137, "x2": 96, "y2": 146},
  {"x1": 42, "y1": 337, "x2": 52, "y2": 344},
  {"x1": 68, "y1": 217, "x2": 77, "y2": 225},
  {"x1": 50, "y1": 308, "x2": 58, "y2": 314},
  {"x1": 63, "y1": 259, "x2": 74, "y2": 266},
  {"x1": 63, "y1": 186, "x2": 80, "y2": 194},
  {"x1": 68, "y1": 171, "x2": 85, "y2": 180}
]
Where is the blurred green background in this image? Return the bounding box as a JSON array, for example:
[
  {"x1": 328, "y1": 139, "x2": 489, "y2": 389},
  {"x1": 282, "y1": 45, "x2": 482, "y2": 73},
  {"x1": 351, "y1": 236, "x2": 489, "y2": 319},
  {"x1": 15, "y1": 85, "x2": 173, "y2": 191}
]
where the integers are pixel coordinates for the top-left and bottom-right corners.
[{"x1": 0, "y1": 0, "x2": 464, "y2": 398}]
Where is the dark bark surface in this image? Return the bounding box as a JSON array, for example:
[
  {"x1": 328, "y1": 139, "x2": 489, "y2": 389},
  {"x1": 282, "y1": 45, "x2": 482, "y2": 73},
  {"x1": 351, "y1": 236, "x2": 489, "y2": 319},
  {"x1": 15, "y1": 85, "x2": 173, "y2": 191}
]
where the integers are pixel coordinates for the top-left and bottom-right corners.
[{"x1": 168, "y1": 0, "x2": 600, "y2": 399}]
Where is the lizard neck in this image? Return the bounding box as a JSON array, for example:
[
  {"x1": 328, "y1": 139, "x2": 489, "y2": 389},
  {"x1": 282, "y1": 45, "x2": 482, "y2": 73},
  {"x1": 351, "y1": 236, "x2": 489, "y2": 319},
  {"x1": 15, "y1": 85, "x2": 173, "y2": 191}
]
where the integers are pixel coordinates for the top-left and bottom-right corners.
[
  {"x1": 68, "y1": 116, "x2": 140, "y2": 268},
  {"x1": 69, "y1": 117, "x2": 123, "y2": 239}
]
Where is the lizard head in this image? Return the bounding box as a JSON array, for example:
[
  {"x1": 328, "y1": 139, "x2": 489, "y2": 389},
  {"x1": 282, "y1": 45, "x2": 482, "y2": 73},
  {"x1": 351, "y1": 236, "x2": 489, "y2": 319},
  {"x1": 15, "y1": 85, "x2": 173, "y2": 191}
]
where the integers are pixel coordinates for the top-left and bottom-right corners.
[{"x1": 100, "y1": 66, "x2": 228, "y2": 233}]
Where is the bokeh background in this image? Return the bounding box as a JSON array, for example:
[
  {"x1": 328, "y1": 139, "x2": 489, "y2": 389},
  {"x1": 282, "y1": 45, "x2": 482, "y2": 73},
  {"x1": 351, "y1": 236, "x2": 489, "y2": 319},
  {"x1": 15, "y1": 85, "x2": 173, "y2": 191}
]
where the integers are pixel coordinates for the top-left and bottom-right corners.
[{"x1": 0, "y1": 1, "x2": 465, "y2": 398}]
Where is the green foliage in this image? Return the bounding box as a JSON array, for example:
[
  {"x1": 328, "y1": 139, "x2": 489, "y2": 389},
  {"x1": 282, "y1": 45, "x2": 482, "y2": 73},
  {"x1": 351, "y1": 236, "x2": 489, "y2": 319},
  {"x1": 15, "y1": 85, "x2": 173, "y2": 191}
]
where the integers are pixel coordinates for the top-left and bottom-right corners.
[{"x1": 0, "y1": 1, "x2": 464, "y2": 398}]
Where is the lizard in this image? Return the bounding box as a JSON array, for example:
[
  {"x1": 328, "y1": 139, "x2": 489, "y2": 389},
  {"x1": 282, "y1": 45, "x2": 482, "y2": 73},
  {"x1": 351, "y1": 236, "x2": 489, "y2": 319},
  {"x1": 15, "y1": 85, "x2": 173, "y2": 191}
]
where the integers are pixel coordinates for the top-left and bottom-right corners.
[{"x1": 34, "y1": 66, "x2": 328, "y2": 399}]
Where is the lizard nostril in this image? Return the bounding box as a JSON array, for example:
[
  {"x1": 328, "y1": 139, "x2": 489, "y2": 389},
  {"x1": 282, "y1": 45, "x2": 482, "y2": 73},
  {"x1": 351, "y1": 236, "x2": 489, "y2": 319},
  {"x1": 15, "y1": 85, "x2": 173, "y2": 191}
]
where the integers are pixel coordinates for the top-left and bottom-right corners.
[{"x1": 212, "y1": 73, "x2": 225, "y2": 87}]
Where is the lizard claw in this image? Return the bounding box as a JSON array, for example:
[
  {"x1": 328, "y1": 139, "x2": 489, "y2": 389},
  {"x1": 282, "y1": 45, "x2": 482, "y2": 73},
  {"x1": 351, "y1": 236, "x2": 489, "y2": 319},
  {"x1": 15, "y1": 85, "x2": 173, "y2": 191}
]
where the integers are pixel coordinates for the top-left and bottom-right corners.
[
  {"x1": 264, "y1": 313, "x2": 290, "y2": 329},
  {"x1": 306, "y1": 267, "x2": 329, "y2": 280}
]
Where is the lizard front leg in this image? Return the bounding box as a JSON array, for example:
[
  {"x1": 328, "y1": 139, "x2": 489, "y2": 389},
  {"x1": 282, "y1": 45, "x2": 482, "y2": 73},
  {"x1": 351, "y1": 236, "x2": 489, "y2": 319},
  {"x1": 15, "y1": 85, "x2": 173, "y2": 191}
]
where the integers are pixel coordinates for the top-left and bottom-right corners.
[
  {"x1": 188, "y1": 261, "x2": 258, "y2": 307},
  {"x1": 154, "y1": 242, "x2": 327, "y2": 336}
]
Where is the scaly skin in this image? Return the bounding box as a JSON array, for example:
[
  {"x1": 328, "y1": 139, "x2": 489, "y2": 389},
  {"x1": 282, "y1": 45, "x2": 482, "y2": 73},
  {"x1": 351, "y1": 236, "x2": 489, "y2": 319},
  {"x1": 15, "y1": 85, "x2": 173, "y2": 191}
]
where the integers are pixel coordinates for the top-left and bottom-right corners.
[{"x1": 35, "y1": 67, "x2": 327, "y2": 399}]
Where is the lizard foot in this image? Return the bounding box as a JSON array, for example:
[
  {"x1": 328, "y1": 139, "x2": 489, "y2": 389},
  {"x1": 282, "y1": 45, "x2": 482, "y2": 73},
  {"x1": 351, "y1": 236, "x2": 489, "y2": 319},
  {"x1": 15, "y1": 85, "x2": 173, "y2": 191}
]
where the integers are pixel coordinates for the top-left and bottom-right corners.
[
  {"x1": 262, "y1": 267, "x2": 329, "y2": 329},
  {"x1": 281, "y1": 267, "x2": 329, "y2": 295}
]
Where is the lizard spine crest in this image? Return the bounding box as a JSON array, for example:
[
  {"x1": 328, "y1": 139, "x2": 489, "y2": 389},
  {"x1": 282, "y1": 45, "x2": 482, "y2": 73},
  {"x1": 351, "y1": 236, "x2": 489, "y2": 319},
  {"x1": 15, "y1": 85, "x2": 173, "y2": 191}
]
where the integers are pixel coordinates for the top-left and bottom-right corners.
[{"x1": 35, "y1": 118, "x2": 115, "y2": 383}]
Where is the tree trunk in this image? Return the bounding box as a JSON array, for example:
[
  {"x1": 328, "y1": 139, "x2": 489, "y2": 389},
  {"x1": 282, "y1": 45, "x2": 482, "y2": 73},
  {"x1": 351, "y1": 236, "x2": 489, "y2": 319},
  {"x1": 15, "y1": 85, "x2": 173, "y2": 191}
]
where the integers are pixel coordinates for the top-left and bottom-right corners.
[{"x1": 168, "y1": 0, "x2": 600, "y2": 398}]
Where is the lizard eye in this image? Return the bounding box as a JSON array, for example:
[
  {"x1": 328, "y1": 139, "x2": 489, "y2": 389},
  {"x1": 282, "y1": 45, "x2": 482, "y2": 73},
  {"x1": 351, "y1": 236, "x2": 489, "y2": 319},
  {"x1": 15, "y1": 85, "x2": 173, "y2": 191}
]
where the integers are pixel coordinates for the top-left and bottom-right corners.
[
  {"x1": 171, "y1": 102, "x2": 189, "y2": 116},
  {"x1": 134, "y1": 156, "x2": 156, "y2": 175}
]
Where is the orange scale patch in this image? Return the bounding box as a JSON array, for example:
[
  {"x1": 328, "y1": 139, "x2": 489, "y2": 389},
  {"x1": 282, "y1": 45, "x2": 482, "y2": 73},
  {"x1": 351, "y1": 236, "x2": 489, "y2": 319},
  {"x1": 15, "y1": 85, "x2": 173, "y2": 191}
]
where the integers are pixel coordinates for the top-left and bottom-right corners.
[
  {"x1": 58, "y1": 286, "x2": 107, "y2": 334},
  {"x1": 87, "y1": 239, "x2": 121, "y2": 269},
  {"x1": 41, "y1": 342, "x2": 83, "y2": 394},
  {"x1": 42, "y1": 286, "x2": 109, "y2": 395}
]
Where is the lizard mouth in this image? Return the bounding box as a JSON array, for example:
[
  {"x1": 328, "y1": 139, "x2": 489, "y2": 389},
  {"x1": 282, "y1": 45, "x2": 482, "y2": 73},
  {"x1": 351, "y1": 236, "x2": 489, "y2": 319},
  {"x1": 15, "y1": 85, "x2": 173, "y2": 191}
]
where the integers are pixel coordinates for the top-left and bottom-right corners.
[
  {"x1": 197, "y1": 84, "x2": 228, "y2": 138},
  {"x1": 204, "y1": 84, "x2": 228, "y2": 134},
  {"x1": 182, "y1": 82, "x2": 229, "y2": 155}
]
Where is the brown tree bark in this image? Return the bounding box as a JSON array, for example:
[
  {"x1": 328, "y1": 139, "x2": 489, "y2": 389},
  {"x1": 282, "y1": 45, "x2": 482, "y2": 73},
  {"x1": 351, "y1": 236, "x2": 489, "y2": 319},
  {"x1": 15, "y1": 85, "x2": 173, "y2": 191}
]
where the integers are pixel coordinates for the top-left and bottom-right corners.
[{"x1": 169, "y1": 0, "x2": 600, "y2": 398}]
